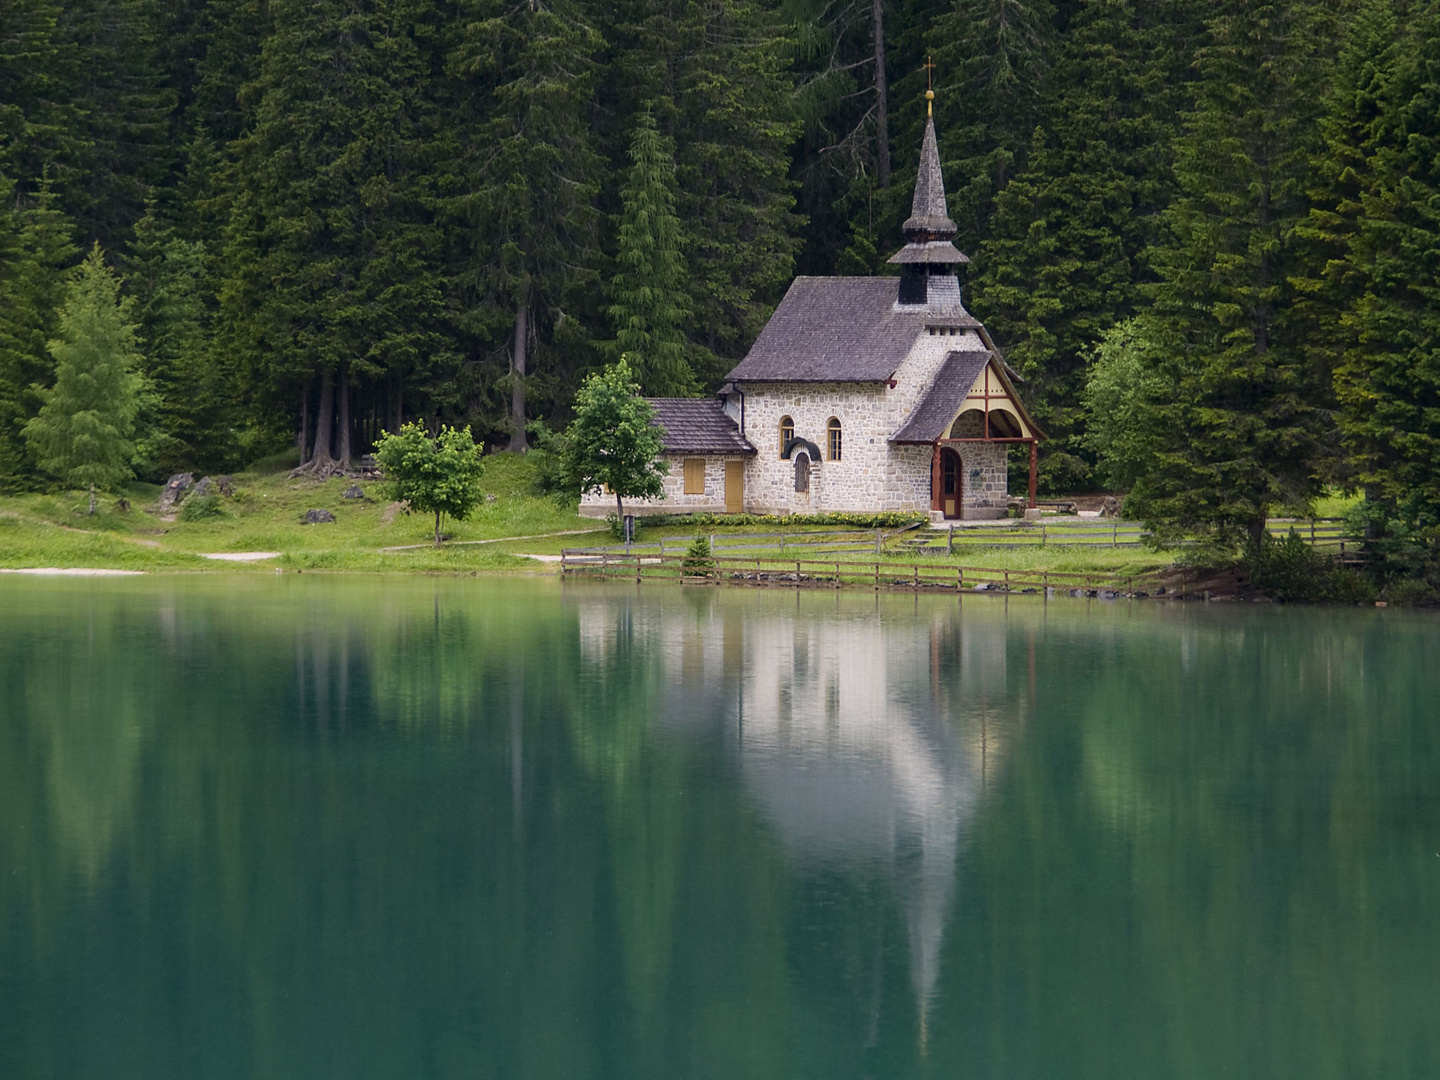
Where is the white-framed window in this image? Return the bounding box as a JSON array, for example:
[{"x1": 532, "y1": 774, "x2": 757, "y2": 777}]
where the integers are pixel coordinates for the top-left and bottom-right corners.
[{"x1": 779, "y1": 415, "x2": 794, "y2": 457}]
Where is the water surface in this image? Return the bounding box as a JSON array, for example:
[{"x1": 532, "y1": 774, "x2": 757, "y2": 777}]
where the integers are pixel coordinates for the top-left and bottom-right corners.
[{"x1": 1, "y1": 577, "x2": 1436, "y2": 1079}]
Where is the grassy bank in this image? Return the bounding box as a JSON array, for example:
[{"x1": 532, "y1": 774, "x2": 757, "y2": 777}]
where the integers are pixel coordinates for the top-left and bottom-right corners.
[{"x1": 1, "y1": 453, "x2": 1180, "y2": 576}]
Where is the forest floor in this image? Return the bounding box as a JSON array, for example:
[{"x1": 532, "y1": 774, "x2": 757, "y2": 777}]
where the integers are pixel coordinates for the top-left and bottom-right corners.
[{"x1": 0, "y1": 451, "x2": 1313, "y2": 578}]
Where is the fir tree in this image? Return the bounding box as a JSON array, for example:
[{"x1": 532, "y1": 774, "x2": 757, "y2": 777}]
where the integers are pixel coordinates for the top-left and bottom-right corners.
[
  {"x1": 969, "y1": 0, "x2": 1200, "y2": 491},
  {"x1": 447, "y1": 0, "x2": 605, "y2": 450},
  {"x1": 925, "y1": 0, "x2": 1057, "y2": 247},
  {"x1": 223, "y1": 0, "x2": 451, "y2": 472},
  {"x1": 23, "y1": 244, "x2": 142, "y2": 512},
  {"x1": 606, "y1": 110, "x2": 693, "y2": 396},
  {"x1": 1129, "y1": 0, "x2": 1336, "y2": 543},
  {"x1": 0, "y1": 180, "x2": 78, "y2": 491},
  {"x1": 1325, "y1": 4, "x2": 1440, "y2": 517}
]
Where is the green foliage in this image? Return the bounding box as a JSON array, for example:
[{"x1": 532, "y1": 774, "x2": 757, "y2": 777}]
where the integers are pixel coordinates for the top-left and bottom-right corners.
[
  {"x1": 374, "y1": 422, "x2": 487, "y2": 546},
  {"x1": 1246, "y1": 531, "x2": 1376, "y2": 605},
  {"x1": 177, "y1": 492, "x2": 226, "y2": 522},
  {"x1": 560, "y1": 359, "x2": 667, "y2": 518},
  {"x1": 1081, "y1": 317, "x2": 1170, "y2": 490},
  {"x1": 1380, "y1": 577, "x2": 1439, "y2": 607},
  {"x1": 681, "y1": 535, "x2": 716, "y2": 575},
  {"x1": 23, "y1": 244, "x2": 142, "y2": 498},
  {"x1": 607, "y1": 109, "x2": 693, "y2": 396},
  {"x1": 1127, "y1": 0, "x2": 1334, "y2": 544},
  {"x1": 643, "y1": 510, "x2": 927, "y2": 529}
]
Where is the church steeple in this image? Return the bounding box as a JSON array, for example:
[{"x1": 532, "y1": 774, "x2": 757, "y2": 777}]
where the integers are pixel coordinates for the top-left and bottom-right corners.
[{"x1": 889, "y1": 77, "x2": 967, "y2": 306}]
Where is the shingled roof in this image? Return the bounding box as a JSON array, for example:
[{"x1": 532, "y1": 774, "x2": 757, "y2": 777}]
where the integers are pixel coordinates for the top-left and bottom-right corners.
[
  {"x1": 890, "y1": 349, "x2": 992, "y2": 444},
  {"x1": 724, "y1": 277, "x2": 980, "y2": 383},
  {"x1": 647, "y1": 398, "x2": 755, "y2": 455}
]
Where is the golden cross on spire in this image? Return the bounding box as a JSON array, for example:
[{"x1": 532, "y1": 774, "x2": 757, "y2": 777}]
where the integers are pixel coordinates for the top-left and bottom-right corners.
[{"x1": 921, "y1": 56, "x2": 937, "y2": 116}]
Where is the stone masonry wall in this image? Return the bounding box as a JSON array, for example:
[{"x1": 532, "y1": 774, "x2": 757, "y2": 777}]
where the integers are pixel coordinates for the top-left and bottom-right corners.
[
  {"x1": 737, "y1": 326, "x2": 1010, "y2": 516},
  {"x1": 579, "y1": 454, "x2": 745, "y2": 517}
]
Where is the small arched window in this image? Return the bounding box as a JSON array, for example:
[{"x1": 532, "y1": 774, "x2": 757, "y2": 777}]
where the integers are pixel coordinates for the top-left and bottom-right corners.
[
  {"x1": 827, "y1": 417, "x2": 842, "y2": 461},
  {"x1": 779, "y1": 415, "x2": 794, "y2": 457}
]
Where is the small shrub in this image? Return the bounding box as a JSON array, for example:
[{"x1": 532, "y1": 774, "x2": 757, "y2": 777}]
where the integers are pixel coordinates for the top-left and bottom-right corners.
[
  {"x1": 642, "y1": 510, "x2": 926, "y2": 530},
  {"x1": 1247, "y1": 531, "x2": 1377, "y2": 604},
  {"x1": 681, "y1": 536, "x2": 716, "y2": 576},
  {"x1": 178, "y1": 493, "x2": 226, "y2": 521},
  {"x1": 1381, "y1": 578, "x2": 1440, "y2": 607}
]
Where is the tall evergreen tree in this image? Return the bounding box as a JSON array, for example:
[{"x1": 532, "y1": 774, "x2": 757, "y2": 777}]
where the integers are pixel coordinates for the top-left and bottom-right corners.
[
  {"x1": 127, "y1": 201, "x2": 231, "y2": 475},
  {"x1": 925, "y1": 0, "x2": 1057, "y2": 248},
  {"x1": 969, "y1": 0, "x2": 1200, "y2": 491},
  {"x1": 606, "y1": 110, "x2": 693, "y2": 396},
  {"x1": 223, "y1": 0, "x2": 451, "y2": 472},
  {"x1": 1129, "y1": 0, "x2": 1336, "y2": 543},
  {"x1": 1321, "y1": 2, "x2": 1440, "y2": 518},
  {"x1": 609, "y1": 0, "x2": 803, "y2": 388},
  {"x1": 447, "y1": 0, "x2": 604, "y2": 450},
  {"x1": 23, "y1": 244, "x2": 142, "y2": 512},
  {"x1": 0, "y1": 181, "x2": 78, "y2": 491}
]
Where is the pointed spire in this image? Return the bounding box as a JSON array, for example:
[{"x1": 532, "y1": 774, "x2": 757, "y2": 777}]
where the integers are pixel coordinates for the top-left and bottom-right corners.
[{"x1": 902, "y1": 116, "x2": 957, "y2": 240}]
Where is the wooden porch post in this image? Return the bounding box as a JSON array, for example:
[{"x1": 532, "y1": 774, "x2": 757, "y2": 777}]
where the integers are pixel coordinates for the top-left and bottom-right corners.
[
  {"x1": 1028, "y1": 440, "x2": 1038, "y2": 509},
  {"x1": 931, "y1": 442, "x2": 942, "y2": 512}
]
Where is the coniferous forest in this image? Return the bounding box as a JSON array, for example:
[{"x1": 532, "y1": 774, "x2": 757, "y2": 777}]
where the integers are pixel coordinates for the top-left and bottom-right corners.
[{"x1": 2, "y1": 0, "x2": 1439, "y2": 558}]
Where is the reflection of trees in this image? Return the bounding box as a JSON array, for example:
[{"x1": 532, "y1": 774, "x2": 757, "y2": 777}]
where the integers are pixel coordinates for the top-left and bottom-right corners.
[{"x1": 3, "y1": 581, "x2": 1437, "y2": 1080}]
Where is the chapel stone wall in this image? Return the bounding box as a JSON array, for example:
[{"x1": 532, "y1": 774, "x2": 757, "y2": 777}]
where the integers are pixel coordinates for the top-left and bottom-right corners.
[{"x1": 579, "y1": 454, "x2": 746, "y2": 517}]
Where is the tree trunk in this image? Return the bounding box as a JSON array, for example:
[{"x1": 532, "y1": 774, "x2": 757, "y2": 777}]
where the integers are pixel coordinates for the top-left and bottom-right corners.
[
  {"x1": 509, "y1": 293, "x2": 529, "y2": 452},
  {"x1": 89, "y1": 483, "x2": 96, "y2": 516},
  {"x1": 298, "y1": 382, "x2": 311, "y2": 463},
  {"x1": 434, "y1": 509, "x2": 442, "y2": 548},
  {"x1": 615, "y1": 490, "x2": 625, "y2": 530},
  {"x1": 338, "y1": 365, "x2": 352, "y2": 470},
  {"x1": 1248, "y1": 515, "x2": 1268, "y2": 547},
  {"x1": 310, "y1": 371, "x2": 335, "y2": 468},
  {"x1": 873, "y1": 0, "x2": 890, "y2": 188}
]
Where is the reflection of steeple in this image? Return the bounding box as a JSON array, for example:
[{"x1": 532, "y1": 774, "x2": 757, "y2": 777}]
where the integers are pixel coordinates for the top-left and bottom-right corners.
[{"x1": 572, "y1": 591, "x2": 1021, "y2": 1047}]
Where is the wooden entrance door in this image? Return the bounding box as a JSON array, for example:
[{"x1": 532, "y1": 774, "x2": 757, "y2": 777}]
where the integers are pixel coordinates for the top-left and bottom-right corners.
[
  {"x1": 940, "y1": 448, "x2": 962, "y2": 519},
  {"x1": 724, "y1": 460, "x2": 745, "y2": 513}
]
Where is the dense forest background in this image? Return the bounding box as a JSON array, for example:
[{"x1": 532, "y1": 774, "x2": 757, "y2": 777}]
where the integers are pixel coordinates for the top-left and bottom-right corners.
[{"x1": 1, "y1": 0, "x2": 1438, "y2": 544}]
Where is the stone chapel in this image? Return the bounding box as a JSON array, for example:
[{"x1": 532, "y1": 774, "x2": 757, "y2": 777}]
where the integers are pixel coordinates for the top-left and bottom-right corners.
[{"x1": 580, "y1": 97, "x2": 1045, "y2": 522}]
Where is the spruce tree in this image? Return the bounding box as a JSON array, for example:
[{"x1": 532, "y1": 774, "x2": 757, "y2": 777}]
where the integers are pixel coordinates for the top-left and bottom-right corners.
[
  {"x1": 447, "y1": 0, "x2": 604, "y2": 450},
  {"x1": 608, "y1": 0, "x2": 802, "y2": 387},
  {"x1": 23, "y1": 244, "x2": 142, "y2": 512},
  {"x1": 0, "y1": 181, "x2": 78, "y2": 491},
  {"x1": 969, "y1": 0, "x2": 1200, "y2": 491},
  {"x1": 925, "y1": 0, "x2": 1057, "y2": 247},
  {"x1": 1129, "y1": 0, "x2": 1335, "y2": 543},
  {"x1": 224, "y1": 0, "x2": 451, "y2": 472},
  {"x1": 1324, "y1": 4, "x2": 1440, "y2": 519},
  {"x1": 606, "y1": 110, "x2": 693, "y2": 396}
]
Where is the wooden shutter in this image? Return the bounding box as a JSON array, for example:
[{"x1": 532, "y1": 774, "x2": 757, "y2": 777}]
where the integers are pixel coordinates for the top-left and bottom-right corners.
[{"x1": 683, "y1": 458, "x2": 705, "y2": 495}]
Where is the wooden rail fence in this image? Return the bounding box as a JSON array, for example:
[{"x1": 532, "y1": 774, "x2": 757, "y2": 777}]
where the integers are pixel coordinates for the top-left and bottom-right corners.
[{"x1": 559, "y1": 550, "x2": 1171, "y2": 598}]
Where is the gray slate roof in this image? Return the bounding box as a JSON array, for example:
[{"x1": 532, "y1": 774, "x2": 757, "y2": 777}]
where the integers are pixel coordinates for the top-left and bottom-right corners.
[
  {"x1": 725, "y1": 277, "x2": 979, "y2": 383},
  {"x1": 889, "y1": 349, "x2": 992, "y2": 444},
  {"x1": 903, "y1": 117, "x2": 958, "y2": 238},
  {"x1": 647, "y1": 398, "x2": 755, "y2": 455}
]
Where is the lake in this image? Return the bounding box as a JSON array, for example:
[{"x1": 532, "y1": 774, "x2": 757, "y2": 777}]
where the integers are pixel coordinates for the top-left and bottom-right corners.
[{"x1": 1, "y1": 577, "x2": 1437, "y2": 1079}]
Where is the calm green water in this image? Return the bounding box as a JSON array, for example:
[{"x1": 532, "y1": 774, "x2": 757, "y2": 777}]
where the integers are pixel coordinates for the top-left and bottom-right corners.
[{"x1": 1, "y1": 578, "x2": 1437, "y2": 1079}]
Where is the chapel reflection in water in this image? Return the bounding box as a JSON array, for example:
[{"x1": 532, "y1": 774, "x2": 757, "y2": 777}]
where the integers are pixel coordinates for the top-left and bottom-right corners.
[{"x1": 570, "y1": 586, "x2": 1029, "y2": 1039}]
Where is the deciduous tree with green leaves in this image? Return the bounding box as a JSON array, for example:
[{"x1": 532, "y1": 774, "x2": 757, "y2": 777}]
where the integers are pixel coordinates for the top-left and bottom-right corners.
[
  {"x1": 561, "y1": 358, "x2": 667, "y2": 521},
  {"x1": 23, "y1": 244, "x2": 142, "y2": 513},
  {"x1": 374, "y1": 422, "x2": 487, "y2": 548}
]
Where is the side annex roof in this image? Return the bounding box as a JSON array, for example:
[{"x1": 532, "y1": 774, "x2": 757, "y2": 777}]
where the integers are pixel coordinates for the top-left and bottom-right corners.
[
  {"x1": 647, "y1": 398, "x2": 755, "y2": 455},
  {"x1": 725, "y1": 277, "x2": 979, "y2": 383},
  {"x1": 890, "y1": 350, "x2": 1048, "y2": 444}
]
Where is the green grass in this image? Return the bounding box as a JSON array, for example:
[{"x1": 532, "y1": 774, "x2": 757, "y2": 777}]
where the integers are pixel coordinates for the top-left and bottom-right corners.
[{"x1": 0, "y1": 455, "x2": 1182, "y2": 578}]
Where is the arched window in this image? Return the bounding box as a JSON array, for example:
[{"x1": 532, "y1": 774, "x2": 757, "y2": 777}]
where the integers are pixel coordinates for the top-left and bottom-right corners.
[
  {"x1": 794, "y1": 452, "x2": 810, "y2": 493},
  {"x1": 779, "y1": 415, "x2": 794, "y2": 457},
  {"x1": 827, "y1": 417, "x2": 842, "y2": 461}
]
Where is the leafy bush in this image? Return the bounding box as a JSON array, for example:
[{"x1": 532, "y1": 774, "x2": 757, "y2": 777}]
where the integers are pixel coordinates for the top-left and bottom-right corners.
[
  {"x1": 681, "y1": 536, "x2": 716, "y2": 576},
  {"x1": 177, "y1": 492, "x2": 226, "y2": 521},
  {"x1": 1381, "y1": 578, "x2": 1440, "y2": 607},
  {"x1": 1246, "y1": 531, "x2": 1376, "y2": 604}
]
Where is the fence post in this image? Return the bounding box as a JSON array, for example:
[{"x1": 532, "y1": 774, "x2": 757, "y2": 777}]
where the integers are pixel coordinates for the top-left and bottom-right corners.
[
  {"x1": 874, "y1": 561, "x2": 880, "y2": 590},
  {"x1": 913, "y1": 565, "x2": 919, "y2": 591},
  {"x1": 635, "y1": 554, "x2": 642, "y2": 584},
  {"x1": 1004, "y1": 570, "x2": 1010, "y2": 592},
  {"x1": 875, "y1": 528, "x2": 881, "y2": 556},
  {"x1": 947, "y1": 524, "x2": 953, "y2": 556},
  {"x1": 1113, "y1": 522, "x2": 1118, "y2": 548},
  {"x1": 1310, "y1": 518, "x2": 1316, "y2": 544}
]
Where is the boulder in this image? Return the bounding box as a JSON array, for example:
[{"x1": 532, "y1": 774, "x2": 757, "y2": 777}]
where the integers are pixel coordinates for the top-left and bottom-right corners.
[
  {"x1": 191, "y1": 476, "x2": 214, "y2": 498},
  {"x1": 157, "y1": 472, "x2": 194, "y2": 513},
  {"x1": 1100, "y1": 495, "x2": 1122, "y2": 518},
  {"x1": 342, "y1": 484, "x2": 366, "y2": 499},
  {"x1": 304, "y1": 508, "x2": 337, "y2": 524}
]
